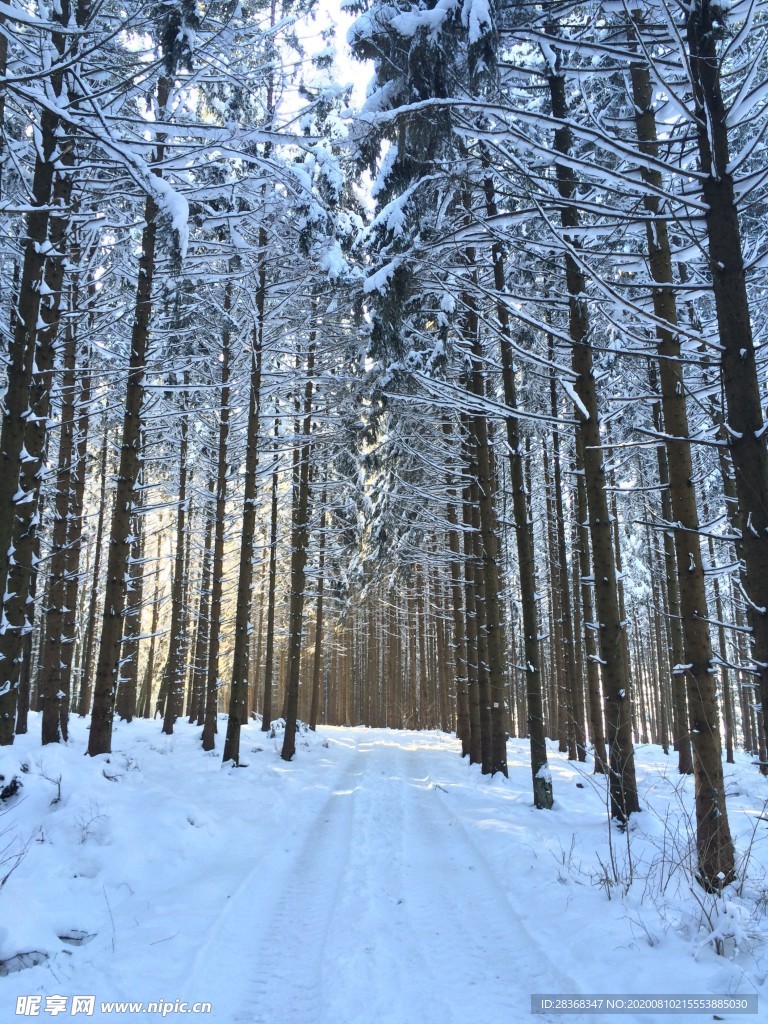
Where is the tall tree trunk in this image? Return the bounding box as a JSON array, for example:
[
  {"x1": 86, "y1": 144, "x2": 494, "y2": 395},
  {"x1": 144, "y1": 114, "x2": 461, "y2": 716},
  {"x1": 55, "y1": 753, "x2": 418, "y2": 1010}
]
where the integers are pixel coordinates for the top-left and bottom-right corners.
[
  {"x1": 483, "y1": 175, "x2": 552, "y2": 802},
  {"x1": 627, "y1": 20, "x2": 735, "y2": 885},
  {"x1": 470, "y1": 409, "x2": 507, "y2": 774},
  {"x1": 88, "y1": 75, "x2": 169, "y2": 756},
  {"x1": 138, "y1": 531, "x2": 163, "y2": 720},
  {"x1": 161, "y1": 396, "x2": 190, "y2": 733},
  {"x1": 461, "y1": 467, "x2": 482, "y2": 764},
  {"x1": 309, "y1": 491, "x2": 327, "y2": 732},
  {"x1": 543, "y1": 438, "x2": 568, "y2": 755},
  {"x1": 463, "y1": 275, "x2": 508, "y2": 775},
  {"x1": 445, "y1": 470, "x2": 471, "y2": 756},
  {"x1": 59, "y1": 335, "x2": 91, "y2": 721},
  {"x1": 115, "y1": 502, "x2": 145, "y2": 723},
  {"x1": 649, "y1": 363, "x2": 693, "y2": 775},
  {"x1": 190, "y1": 481, "x2": 215, "y2": 726},
  {"x1": 687, "y1": 1, "x2": 768, "y2": 766},
  {"x1": 549, "y1": 349, "x2": 585, "y2": 761},
  {"x1": 282, "y1": 338, "x2": 316, "y2": 761},
  {"x1": 547, "y1": 56, "x2": 638, "y2": 818},
  {"x1": 78, "y1": 418, "x2": 109, "y2": 717},
  {"x1": 0, "y1": 2, "x2": 86, "y2": 743},
  {"x1": 260, "y1": 414, "x2": 281, "y2": 732},
  {"x1": 223, "y1": 263, "x2": 265, "y2": 763},
  {"x1": 0, "y1": 27, "x2": 68, "y2": 603},
  {"x1": 0, "y1": 157, "x2": 72, "y2": 743},
  {"x1": 39, "y1": 251, "x2": 86, "y2": 743},
  {"x1": 201, "y1": 283, "x2": 233, "y2": 752}
]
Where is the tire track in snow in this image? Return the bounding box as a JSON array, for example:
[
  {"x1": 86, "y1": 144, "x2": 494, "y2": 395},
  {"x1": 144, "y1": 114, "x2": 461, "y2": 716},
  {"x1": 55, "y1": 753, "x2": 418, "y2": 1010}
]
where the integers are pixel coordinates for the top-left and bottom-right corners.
[
  {"x1": 319, "y1": 736, "x2": 427, "y2": 1024},
  {"x1": 395, "y1": 740, "x2": 561, "y2": 1024},
  {"x1": 320, "y1": 734, "x2": 579, "y2": 1024},
  {"x1": 188, "y1": 745, "x2": 362, "y2": 1024},
  {"x1": 397, "y1": 737, "x2": 649, "y2": 1024},
  {"x1": 191, "y1": 731, "x2": 647, "y2": 1024},
  {"x1": 237, "y1": 767, "x2": 359, "y2": 1024}
]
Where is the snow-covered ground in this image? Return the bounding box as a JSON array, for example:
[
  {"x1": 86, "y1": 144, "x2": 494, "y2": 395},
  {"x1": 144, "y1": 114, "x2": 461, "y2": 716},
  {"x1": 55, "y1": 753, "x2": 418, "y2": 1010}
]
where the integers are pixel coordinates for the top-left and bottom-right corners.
[{"x1": 1, "y1": 716, "x2": 767, "y2": 1023}]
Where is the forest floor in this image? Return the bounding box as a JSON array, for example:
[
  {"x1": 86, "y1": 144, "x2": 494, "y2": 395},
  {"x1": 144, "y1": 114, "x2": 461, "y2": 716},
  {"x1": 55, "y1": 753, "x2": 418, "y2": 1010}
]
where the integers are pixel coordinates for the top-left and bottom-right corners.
[{"x1": 1, "y1": 717, "x2": 767, "y2": 1024}]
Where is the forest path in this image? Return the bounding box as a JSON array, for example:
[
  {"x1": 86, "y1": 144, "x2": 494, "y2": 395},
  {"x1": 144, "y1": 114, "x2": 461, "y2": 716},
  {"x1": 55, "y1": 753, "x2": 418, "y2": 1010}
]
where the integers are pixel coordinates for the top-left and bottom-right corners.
[
  {"x1": 192, "y1": 729, "x2": 579, "y2": 1024},
  {"x1": 3, "y1": 719, "x2": 756, "y2": 1024}
]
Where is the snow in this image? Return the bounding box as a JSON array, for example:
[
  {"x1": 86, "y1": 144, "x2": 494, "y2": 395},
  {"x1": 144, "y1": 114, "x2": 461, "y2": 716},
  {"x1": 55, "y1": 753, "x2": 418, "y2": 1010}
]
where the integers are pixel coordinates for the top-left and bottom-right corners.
[
  {"x1": 152, "y1": 178, "x2": 190, "y2": 262},
  {"x1": 320, "y1": 240, "x2": 348, "y2": 281},
  {"x1": 559, "y1": 378, "x2": 589, "y2": 420},
  {"x1": 461, "y1": 0, "x2": 493, "y2": 46},
  {"x1": 0, "y1": 718, "x2": 766, "y2": 1023},
  {"x1": 363, "y1": 258, "x2": 399, "y2": 295},
  {"x1": 390, "y1": 0, "x2": 460, "y2": 40}
]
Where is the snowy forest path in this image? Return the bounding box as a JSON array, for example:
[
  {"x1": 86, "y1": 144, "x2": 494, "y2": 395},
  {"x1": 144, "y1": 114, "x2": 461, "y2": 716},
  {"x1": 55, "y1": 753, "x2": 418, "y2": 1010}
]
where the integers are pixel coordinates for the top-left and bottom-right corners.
[
  {"x1": 191, "y1": 729, "x2": 580, "y2": 1024},
  {"x1": 3, "y1": 722, "x2": 759, "y2": 1024}
]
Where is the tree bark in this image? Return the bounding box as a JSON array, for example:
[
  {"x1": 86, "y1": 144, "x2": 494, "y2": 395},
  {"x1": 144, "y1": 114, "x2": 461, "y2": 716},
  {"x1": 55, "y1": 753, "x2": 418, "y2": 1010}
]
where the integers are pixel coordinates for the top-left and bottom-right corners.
[
  {"x1": 260, "y1": 414, "x2": 281, "y2": 732},
  {"x1": 160, "y1": 394, "x2": 190, "y2": 733},
  {"x1": 309, "y1": 490, "x2": 327, "y2": 732},
  {"x1": 687, "y1": 1, "x2": 768, "y2": 767},
  {"x1": 282, "y1": 337, "x2": 316, "y2": 760},
  {"x1": 201, "y1": 282, "x2": 233, "y2": 752},
  {"x1": 224, "y1": 258, "x2": 265, "y2": 763},
  {"x1": 547, "y1": 61, "x2": 639, "y2": 817},
  {"x1": 627, "y1": 18, "x2": 735, "y2": 884},
  {"x1": 88, "y1": 75, "x2": 170, "y2": 756}
]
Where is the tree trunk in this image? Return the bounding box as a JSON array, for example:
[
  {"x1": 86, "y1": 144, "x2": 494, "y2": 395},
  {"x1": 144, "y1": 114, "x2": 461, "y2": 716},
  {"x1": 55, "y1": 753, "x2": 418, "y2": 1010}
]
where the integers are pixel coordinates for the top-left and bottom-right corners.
[
  {"x1": 461, "y1": 468, "x2": 482, "y2": 764},
  {"x1": 282, "y1": 338, "x2": 316, "y2": 761},
  {"x1": 687, "y1": 1, "x2": 768, "y2": 768},
  {"x1": 39, "y1": 250, "x2": 87, "y2": 743},
  {"x1": 138, "y1": 531, "x2": 163, "y2": 720},
  {"x1": 0, "y1": 3, "x2": 85, "y2": 743},
  {"x1": 547, "y1": 60, "x2": 638, "y2": 818},
  {"x1": 224, "y1": 265, "x2": 265, "y2": 763},
  {"x1": 309, "y1": 490, "x2": 327, "y2": 732},
  {"x1": 161, "y1": 396, "x2": 190, "y2": 733},
  {"x1": 115, "y1": 501, "x2": 145, "y2": 723},
  {"x1": 88, "y1": 75, "x2": 169, "y2": 756},
  {"x1": 462, "y1": 264, "x2": 508, "y2": 775},
  {"x1": 649, "y1": 363, "x2": 693, "y2": 775},
  {"x1": 190, "y1": 481, "x2": 215, "y2": 726},
  {"x1": 627, "y1": 20, "x2": 735, "y2": 884},
  {"x1": 483, "y1": 175, "x2": 552, "y2": 802},
  {"x1": 445, "y1": 470, "x2": 471, "y2": 755},
  {"x1": 78, "y1": 419, "x2": 109, "y2": 717},
  {"x1": 0, "y1": 158, "x2": 72, "y2": 743},
  {"x1": 201, "y1": 282, "x2": 233, "y2": 752},
  {"x1": 549, "y1": 352, "x2": 585, "y2": 761},
  {"x1": 260, "y1": 414, "x2": 281, "y2": 732}
]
